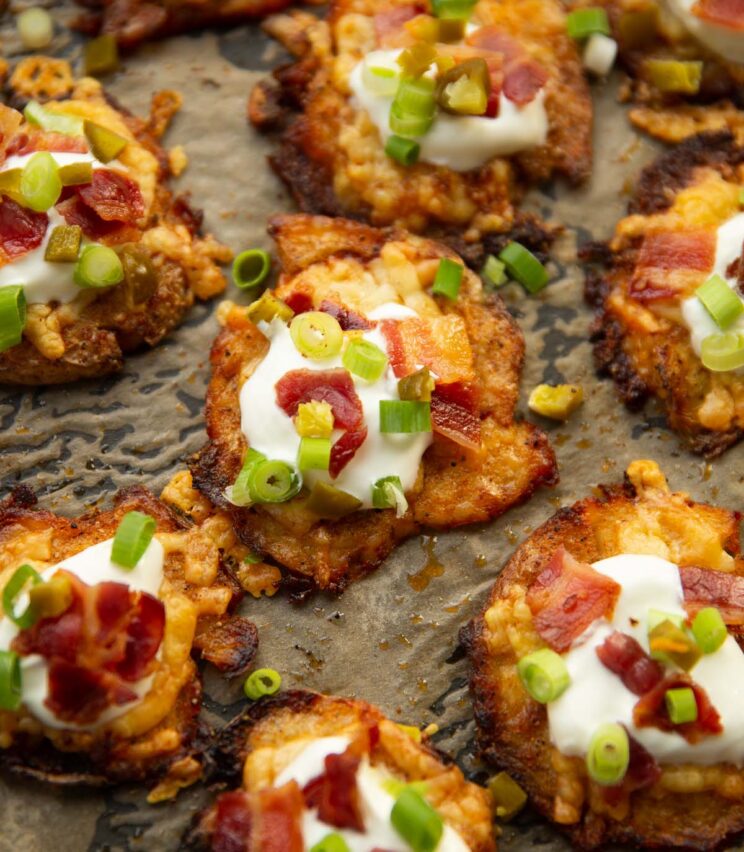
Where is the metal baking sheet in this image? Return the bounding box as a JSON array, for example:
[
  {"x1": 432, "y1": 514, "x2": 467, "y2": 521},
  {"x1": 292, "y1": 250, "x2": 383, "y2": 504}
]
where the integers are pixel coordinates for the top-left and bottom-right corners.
[{"x1": 1, "y1": 5, "x2": 742, "y2": 850}]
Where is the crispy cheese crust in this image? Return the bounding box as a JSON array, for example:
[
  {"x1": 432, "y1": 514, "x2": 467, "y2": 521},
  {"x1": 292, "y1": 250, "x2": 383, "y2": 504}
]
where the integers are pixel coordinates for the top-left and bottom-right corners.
[
  {"x1": 464, "y1": 460, "x2": 744, "y2": 850},
  {"x1": 190, "y1": 214, "x2": 557, "y2": 593},
  {"x1": 0, "y1": 484, "x2": 255, "y2": 793},
  {"x1": 249, "y1": 0, "x2": 591, "y2": 256},
  {"x1": 0, "y1": 58, "x2": 230, "y2": 385},
  {"x1": 587, "y1": 132, "x2": 744, "y2": 457},
  {"x1": 186, "y1": 690, "x2": 496, "y2": 851}
]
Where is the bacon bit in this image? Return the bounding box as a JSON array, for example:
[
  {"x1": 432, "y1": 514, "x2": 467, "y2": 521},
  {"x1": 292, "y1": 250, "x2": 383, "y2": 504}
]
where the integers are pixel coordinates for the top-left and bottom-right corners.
[
  {"x1": 0, "y1": 197, "x2": 48, "y2": 261},
  {"x1": 691, "y1": 0, "x2": 744, "y2": 28},
  {"x1": 77, "y1": 169, "x2": 145, "y2": 223},
  {"x1": 630, "y1": 230, "x2": 716, "y2": 301},
  {"x1": 466, "y1": 27, "x2": 546, "y2": 105},
  {"x1": 634, "y1": 674, "x2": 723, "y2": 742},
  {"x1": 319, "y1": 299, "x2": 373, "y2": 331},
  {"x1": 526, "y1": 547, "x2": 621, "y2": 653},
  {"x1": 600, "y1": 730, "x2": 661, "y2": 807},
  {"x1": 283, "y1": 290, "x2": 314, "y2": 316},
  {"x1": 374, "y1": 4, "x2": 423, "y2": 44},
  {"x1": 304, "y1": 749, "x2": 365, "y2": 832},
  {"x1": 275, "y1": 369, "x2": 364, "y2": 430},
  {"x1": 255, "y1": 782, "x2": 305, "y2": 852},
  {"x1": 47, "y1": 661, "x2": 138, "y2": 725},
  {"x1": 212, "y1": 790, "x2": 253, "y2": 852},
  {"x1": 57, "y1": 195, "x2": 141, "y2": 244},
  {"x1": 6, "y1": 131, "x2": 89, "y2": 158},
  {"x1": 681, "y1": 566, "x2": 744, "y2": 626},
  {"x1": 430, "y1": 389, "x2": 481, "y2": 450},
  {"x1": 330, "y1": 427, "x2": 368, "y2": 478},
  {"x1": 379, "y1": 316, "x2": 475, "y2": 384},
  {"x1": 596, "y1": 631, "x2": 664, "y2": 695}
]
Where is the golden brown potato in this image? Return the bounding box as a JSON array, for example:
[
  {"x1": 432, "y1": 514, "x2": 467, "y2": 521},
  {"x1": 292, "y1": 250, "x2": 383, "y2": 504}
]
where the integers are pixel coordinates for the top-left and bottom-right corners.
[
  {"x1": 0, "y1": 483, "x2": 256, "y2": 795},
  {"x1": 464, "y1": 460, "x2": 744, "y2": 850},
  {"x1": 249, "y1": 0, "x2": 591, "y2": 263},
  {"x1": 185, "y1": 690, "x2": 497, "y2": 851},
  {"x1": 587, "y1": 131, "x2": 744, "y2": 457},
  {"x1": 0, "y1": 58, "x2": 230, "y2": 385},
  {"x1": 190, "y1": 214, "x2": 557, "y2": 593}
]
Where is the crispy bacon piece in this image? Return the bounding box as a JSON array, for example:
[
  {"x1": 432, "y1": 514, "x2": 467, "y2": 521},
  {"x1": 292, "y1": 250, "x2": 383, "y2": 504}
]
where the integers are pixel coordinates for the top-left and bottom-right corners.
[
  {"x1": 6, "y1": 131, "x2": 88, "y2": 158},
  {"x1": 275, "y1": 368, "x2": 364, "y2": 430},
  {"x1": 634, "y1": 674, "x2": 723, "y2": 743},
  {"x1": 0, "y1": 197, "x2": 48, "y2": 261},
  {"x1": 319, "y1": 299, "x2": 373, "y2": 331},
  {"x1": 77, "y1": 169, "x2": 145, "y2": 223},
  {"x1": 629, "y1": 230, "x2": 716, "y2": 301},
  {"x1": 596, "y1": 631, "x2": 664, "y2": 695},
  {"x1": 466, "y1": 27, "x2": 547, "y2": 105},
  {"x1": 283, "y1": 290, "x2": 314, "y2": 316},
  {"x1": 46, "y1": 660, "x2": 138, "y2": 725},
  {"x1": 691, "y1": 0, "x2": 744, "y2": 28},
  {"x1": 212, "y1": 791, "x2": 253, "y2": 852},
  {"x1": 303, "y1": 749, "x2": 365, "y2": 831},
  {"x1": 680, "y1": 565, "x2": 744, "y2": 626},
  {"x1": 600, "y1": 730, "x2": 661, "y2": 807},
  {"x1": 330, "y1": 427, "x2": 368, "y2": 478},
  {"x1": 526, "y1": 547, "x2": 621, "y2": 652},
  {"x1": 379, "y1": 316, "x2": 475, "y2": 384},
  {"x1": 211, "y1": 783, "x2": 304, "y2": 852},
  {"x1": 374, "y1": 4, "x2": 422, "y2": 44},
  {"x1": 430, "y1": 387, "x2": 481, "y2": 450},
  {"x1": 56, "y1": 195, "x2": 141, "y2": 244}
]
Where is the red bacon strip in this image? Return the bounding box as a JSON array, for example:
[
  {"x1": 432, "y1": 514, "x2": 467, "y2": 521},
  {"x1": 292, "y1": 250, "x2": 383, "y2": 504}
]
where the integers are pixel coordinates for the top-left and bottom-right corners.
[
  {"x1": 77, "y1": 169, "x2": 145, "y2": 223},
  {"x1": 691, "y1": 0, "x2": 744, "y2": 28},
  {"x1": 680, "y1": 566, "x2": 744, "y2": 626},
  {"x1": 634, "y1": 674, "x2": 723, "y2": 743},
  {"x1": 303, "y1": 748, "x2": 365, "y2": 832},
  {"x1": 319, "y1": 299, "x2": 373, "y2": 331},
  {"x1": 46, "y1": 661, "x2": 138, "y2": 725},
  {"x1": 466, "y1": 27, "x2": 547, "y2": 105},
  {"x1": 6, "y1": 130, "x2": 88, "y2": 159},
  {"x1": 630, "y1": 230, "x2": 716, "y2": 301},
  {"x1": 526, "y1": 547, "x2": 621, "y2": 652},
  {"x1": 283, "y1": 290, "x2": 314, "y2": 316},
  {"x1": 430, "y1": 387, "x2": 481, "y2": 450},
  {"x1": 256, "y1": 783, "x2": 305, "y2": 852},
  {"x1": 330, "y1": 427, "x2": 368, "y2": 478},
  {"x1": 0, "y1": 197, "x2": 48, "y2": 261},
  {"x1": 374, "y1": 4, "x2": 423, "y2": 43},
  {"x1": 596, "y1": 631, "x2": 664, "y2": 695},
  {"x1": 212, "y1": 791, "x2": 253, "y2": 852},
  {"x1": 275, "y1": 369, "x2": 364, "y2": 430},
  {"x1": 56, "y1": 195, "x2": 141, "y2": 244}
]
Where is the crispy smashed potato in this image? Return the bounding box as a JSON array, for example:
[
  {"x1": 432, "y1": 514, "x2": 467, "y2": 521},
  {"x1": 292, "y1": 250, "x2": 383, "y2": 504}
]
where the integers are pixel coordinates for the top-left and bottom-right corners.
[
  {"x1": 190, "y1": 214, "x2": 557, "y2": 593},
  {"x1": 464, "y1": 460, "x2": 744, "y2": 849},
  {"x1": 185, "y1": 690, "x2": 496, "y2": 851}
]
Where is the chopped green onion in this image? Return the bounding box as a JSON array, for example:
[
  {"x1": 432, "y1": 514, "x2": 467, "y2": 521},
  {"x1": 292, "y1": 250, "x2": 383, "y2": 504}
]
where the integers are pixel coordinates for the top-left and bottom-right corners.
[
  {"x1": 432, "y1": 257, "x2": 463, "y2": 300},
  {"x1": 517, "y1": 648, "x2": 570, "y2": 703},
  {"x1": 362, "y1": 54, "x2": 401, "y2": 96},
  {"x1": 644, "y1": 59, "x2": 702, "y2": 94},
  {"x1": 691, "y1": 607, "x2": 727, "y2": 654},
  {"x1": 586, "y1": 723, "x2": 629, "y2": 786},
  {"x1": 2, "y1": 564, "x2": 42, "y2": 629},
  {"x1": 566, "y1": 7, "x2": 610, "y2": 39},
  {"x1": 389, "y1": 102, "x2": 434, "y2": 138},
  {"x1": 111, "y1": 511, "x2": 156, "y2": 570},
  {"x1": 232, "y1": 249, "x2": 271, "y2": 291},
  {"x1": 431, "y1": 0, "x2": 477, "y2": 20},
  {"x1": 17, "y1": 7, "x2": 54, "y2": 50},
  {"x1": 74, "y1": 245, "x2": 124, "y2": 289},
  {"x1": 342, "y1": 338, "x2": 388, "y2": 381},
  {"x1": 385, "y1": 134, "x2": 420, "y2": 166},
  {"x1": 230, "y1": 448, "x2": 266, "y2": 506},
  {"x1": 665, "y1": 687, "x2": 698, "y2": 724},
  {"x1": 84, "y1": 34, "x2": 119, "y2": 77},
  {"x1": 395, "y1": 77, "x2": 437, "y2": 115},
  {"x1": 244, "y1": 553, "x2": 262, "y2": 564},
  {"x1": 58, "y1": 161, "x2": 93, "y2": 187},
  {"x1": 297, "y1": 436, "x2": 331, "y2": 471},
  {"x1": 398, "y1": 367, "x2": 435, "y2": 402},
  {"x1": 44, "y1": 225, "x2": 82, "y2": 263},
  {"x1": 696, "y1": 274, "x2": 743, "y2": 329},
  {"x1": 20, "y1": 152, "x2": 62, "y2": 212},
  {"x1": 488, "y1": 772, "x2": 528, "y2": 821},
  {"x1": 245, "y1": 291, "x2": 294, "y2": 324},
  {"x1": 120, "y1": 245, "x2": 157, "y2": 304},
  {"x1": 243, "y1": 667, "x2": 282, "y2": 700},
  {"x1": 700, "y1": 332, "x2": 744, "y2": 372},
  {"x1": 391, "y1": 787, "x2": 444, "y2": 852},
  {"x1": 648, "y1": 619, "x2": 701, "y2": 671},
  {"x1": 247, "y1": 459, "x2": 300, "y2": 504},
  {"x1": 498, "y1": 242, "x2": 549, "y2": 293},
  {"x1": 23, "y1": 101, "x2": 83, "y2": 137},
  {"x1": 379, "y1": 400, "x2": 432, "y2": 433},
  {"x1": 0, "y1": 650, "x2": 21, "y2": 711},
  {"x1": 0, "y1": 286, "x2": 27, "y2": 353},
  {"x1": 306, "y1": 481, "x2": 363, "y2": 519},
  {"x1": 294, "y1": 401, "x2": 334, "y2": 438},
  {"x1": 309, "y1": 834, "x2": 351, "y2": 852},
  {"x1": 482, "y1": 255, "x2": 506, "y2": 287},
  {"x1": 290, "y1": 311, "x2": 343, "y2": 360},
  {"x1": 83, "y1": 121, "x2": 128, "y2": 164},
  {"x1": 371, "y1": 475, "x2": 409, "y2": 517}
]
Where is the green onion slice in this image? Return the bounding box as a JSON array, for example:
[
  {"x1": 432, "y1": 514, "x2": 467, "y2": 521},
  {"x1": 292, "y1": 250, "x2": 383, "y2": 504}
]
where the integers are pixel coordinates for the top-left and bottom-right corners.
[
  {"x1": 517, "y1": 648, "x2": 570, "y2": 703},
  {"x1": 644, "y1": 58, "x2": 702, "y2": 94},
  {"x1": 2, "y1": 564, "x2": 42, "y2": 629},
  {"x1": 0, "y1": 650, "x2": 22, "y2": 711},
  {"x1": 84, "y1": 34, "x2": 119, "y2": 77},
  {"x1": 398, "y1": 367, "x2": 435, "y2": 402},
  {"x1": 20, "y1": 152, "x2": 62, "y2": 212},
  {"x1": 498, "y1": 242, "x2": 549, "y2": 293},
  {"x1": 23, "y1": 100, "x2": 83, "y2": 137},
  {"x1": 391, "y1": 786, "x2": 444, "y2": 852},
  {"x1": 74, "y1": 245, "x2": 124, "y2": 289},
  {"x1": 306, "y1": 481, "x2": 363, "y2": 519},
  {"x1": 700, "y1": 332, "x2": 744, "y2": 372},
  {"x1": 696, "y1": 274, "x2": 743, "y2": 329},
  {"x1": 691, "y1": 607, "x2": 727, "y2": 655},
  {"x1": 243, "y1": 667, "x2": 282, "y2": 700},
  {"x1": 229, "y1": 448, "x2": 265, "y2": 506},
  {"x1": 0, "y1": 286, "x2": 27, "y2": 353},
  {"x1": 17, "y1": 7, "x2": 54, "y2": 50},
  {"x1": 247, "y1": 459, "x2": 301, "y2": 504},
  {"x1": 371, "y1": 475, "x2": 409, "y2": 517},
  {"x1": 385, "y1": 134, "x2": 421, "y2": 166},
  {"x1": 44, "y1": 225, "x2": 82, "y2": 263},
  {"x1": 342, "y1": 338, "x2": 388, "y2": 382},
  {"x1": 389, "y1": 102, "x2": 435, "y2": 138},
  {"x1": 243, "y1": 552, "x2": 262, "y2": 564},
  {"x1": 482, "y1": 255, "x2": 506, "y2": 287},
  {"x1": 379, "y1": 400, "x2": 432, "y2": 433},
  {"x1": 394, "y1": 77, "x2": 437, "y2": 116},
  {"x1": 309, "y1": 833, "x2": 351, "y2": 852},
  {"x1": 431, "y1": 0, "x2": 477, "y2": 20},
  {"x1": 566, "y1": 7, "x2": 610, "y2": 39},
  {"x1": 111, "y1": 511, "x2": 156, "y2": 570},
  {"x1": 432, "y1": 257, "x2": 463, "y2": 300},
  {"x1": 665, "y1": 687, "x2": 698, "y2": 724},
  {"x1": 298, "y1": 436, "x2": 332, "y2": 472},
  {"x1": 232, "y1": 249, "x2": 271, "y2": 291},
  {"x1": 83, "y1": 121, "x2": 128, "y2": 164},
  {"x1": 290, "y1": 311, "x2": 343, "y2": 360},
  {"x1": 586, "y1": 723, "x2": 629, "y2": 786},
  {"x1": 362, "y1": 54, "x2": 400, "y2": 96},
  {"x1": 58, "y1": 161, "x2": 93, "y2": 187}
]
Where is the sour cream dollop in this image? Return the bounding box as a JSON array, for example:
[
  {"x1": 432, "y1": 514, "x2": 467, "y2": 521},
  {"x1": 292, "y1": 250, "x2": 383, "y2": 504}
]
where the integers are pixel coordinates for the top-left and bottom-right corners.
[
  {"x1": 239, "y1": 303, "x2": 433, "y2": 508},
  {"x1": 0, "y1": 536, "x2": 165, "y2": 731},
  {"x1": 349, "y1": 49, "x2": 549, "y2": 172},
  {"x1": 667, "y1": 0, "x2": 744, "y2": 64},
  {"x1": 548, "y1": 554, "x2": 744, "y2": 766},
  {"x1": 274, "y1": 735, "x2": 469, "y2": 851}
]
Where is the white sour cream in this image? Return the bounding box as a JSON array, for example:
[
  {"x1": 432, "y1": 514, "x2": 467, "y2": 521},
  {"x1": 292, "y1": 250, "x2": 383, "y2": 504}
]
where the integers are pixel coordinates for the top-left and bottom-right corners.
[
  {"x1": 0, "y1": 536, "x2": 165, "y2": 731},
  {"x1": 667, "y1": 0, "x2": 744, "y2": 64},
  {"x1": 274, "y1": 735, "x2": 469, "y2": 851},
  {"x1": 548, "y1": 554, "x2": 744, "y2": 766},
  {"x1": 239, "y1": 303, "x2": 433, "y2": 508},
  {"x1": 349, "y1": 49, "x2": 549, "y2": 172},
  {"x1": 681, "y1": 211, "x2": 744, "y2": 357}
]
